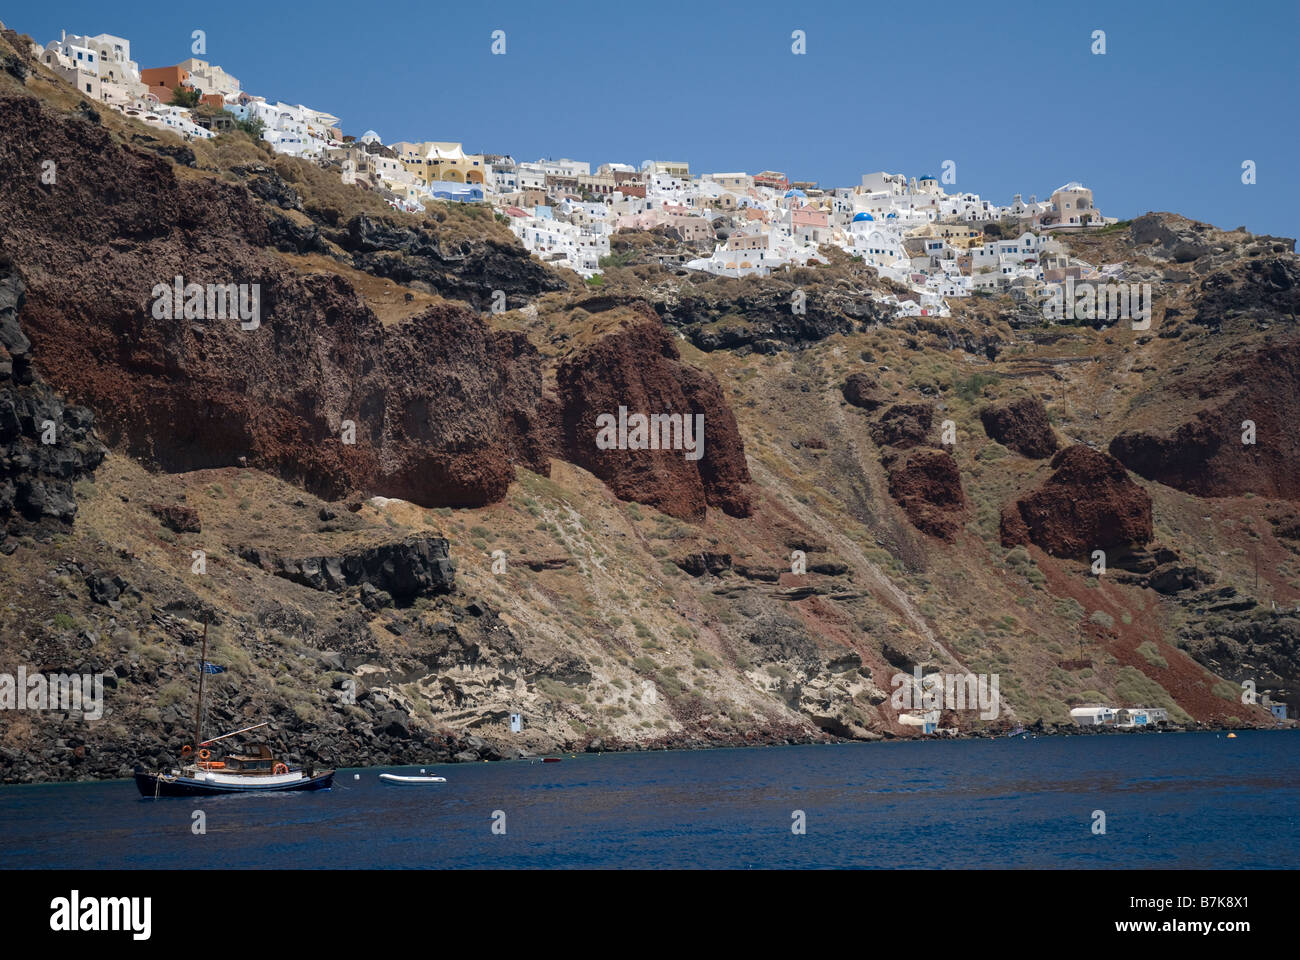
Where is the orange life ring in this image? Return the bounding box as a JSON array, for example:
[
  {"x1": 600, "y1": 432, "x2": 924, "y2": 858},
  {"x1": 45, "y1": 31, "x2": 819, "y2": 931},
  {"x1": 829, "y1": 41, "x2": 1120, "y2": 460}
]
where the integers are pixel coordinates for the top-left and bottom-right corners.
[
  {"x1": 198, "y1": 748, "x2": 211, "y2": 761},
  {"x1": 181, "y1": 745, "x2": 193, "y2": 757},
  {"x1": 273, "y1": 763, "x2": 289, "y2": 775}
]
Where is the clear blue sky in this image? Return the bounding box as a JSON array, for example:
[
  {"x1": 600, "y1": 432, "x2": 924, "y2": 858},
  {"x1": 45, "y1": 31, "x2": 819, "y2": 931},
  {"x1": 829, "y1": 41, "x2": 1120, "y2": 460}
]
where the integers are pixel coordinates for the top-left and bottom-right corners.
[{"x1": 12, "y1": 0, "x2": 1299, "y2": 237}]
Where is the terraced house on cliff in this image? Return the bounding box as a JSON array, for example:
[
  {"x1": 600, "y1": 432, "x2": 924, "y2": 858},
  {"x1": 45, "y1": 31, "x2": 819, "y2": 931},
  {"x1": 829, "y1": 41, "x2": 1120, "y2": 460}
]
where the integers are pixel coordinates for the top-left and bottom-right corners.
[
  {"x1": 392, "y1": 141, "x2": 487, "y2": 185},
  {"x1": 37, "y1": 30, "x2": 146, "y2": 104},
  {"x1": 225, "y1": 98, "x2": 342, "y2": 158}
]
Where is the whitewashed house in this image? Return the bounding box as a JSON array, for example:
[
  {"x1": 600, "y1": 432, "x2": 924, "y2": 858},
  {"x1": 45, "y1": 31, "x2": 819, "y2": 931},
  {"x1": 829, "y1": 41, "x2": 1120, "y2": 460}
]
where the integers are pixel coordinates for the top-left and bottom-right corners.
[
  {"x1": 146, "y1": 104, "x2": 215, "y2": 140},
  {"x1": 1070, "y1": 706, "x2": 1117, "y2": 725}
]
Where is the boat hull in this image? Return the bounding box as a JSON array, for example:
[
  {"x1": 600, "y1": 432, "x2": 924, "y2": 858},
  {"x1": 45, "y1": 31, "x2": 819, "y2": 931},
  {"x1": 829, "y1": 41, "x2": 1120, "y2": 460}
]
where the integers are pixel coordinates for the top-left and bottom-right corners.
[
  {"x1": 379, "y1": 773, "x2": 446, "y2": 784},
  {"x1": 135, "y1": 769, "x2": 335, "y2": 797}
]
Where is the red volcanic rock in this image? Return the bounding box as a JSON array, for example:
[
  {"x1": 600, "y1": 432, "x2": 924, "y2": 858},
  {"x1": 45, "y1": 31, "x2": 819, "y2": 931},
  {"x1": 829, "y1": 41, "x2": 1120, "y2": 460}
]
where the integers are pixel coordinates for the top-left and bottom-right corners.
[
  {"x1": 871, "y1": 402, "x2": 934, "y2": 449},
  {"x1": 979, "y1": 396, "x2": 1058, "y2": 459},
  {"x1": 885, "y1": 448, "x2": 965, "y2": 542},
  {"x1": 556, "y1": 319, "x2": 751, "y2": 521},
  {"x1": 0, "y1": 95, "x2": 753, "y2": 518},
  {"x1": 1108, "y1": 341, "x2": 1300, "y2": 499},
  {"x1": 1001, "y1": 444, "x2": 1153, "y2": 558}
]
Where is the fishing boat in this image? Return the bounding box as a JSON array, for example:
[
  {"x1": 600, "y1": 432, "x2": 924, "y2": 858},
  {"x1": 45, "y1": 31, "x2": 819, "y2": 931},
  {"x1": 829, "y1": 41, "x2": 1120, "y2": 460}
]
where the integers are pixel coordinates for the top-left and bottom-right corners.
[
  {"x1": 135, "y1": 618, "x2": 334, "y2": 798},
  {"x1": 135, "y1": 737, "x2": 335, "y2": 797},
  {"x1": 379, "y1": 772, "x2": 447, "y2": 784}
]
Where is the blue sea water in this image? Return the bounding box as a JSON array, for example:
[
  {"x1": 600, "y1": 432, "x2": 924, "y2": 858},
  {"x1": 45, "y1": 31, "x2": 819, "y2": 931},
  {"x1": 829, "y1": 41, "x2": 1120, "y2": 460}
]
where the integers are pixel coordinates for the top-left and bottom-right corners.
[{"x1": 1, "y1": 731, "x2": 1296, "y2": 869}]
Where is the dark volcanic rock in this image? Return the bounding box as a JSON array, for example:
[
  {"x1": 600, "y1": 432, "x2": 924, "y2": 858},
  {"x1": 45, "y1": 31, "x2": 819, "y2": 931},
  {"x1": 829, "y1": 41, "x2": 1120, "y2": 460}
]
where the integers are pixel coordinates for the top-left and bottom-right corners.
[
  {"x1": 743, "y1": 611, "x2": 820, "y2": 666},
  {"x1": 1193, "y1": 257, "x2": 1300, "y2": 329},
  {"x1": 1179, "y1": 613, "x2": 1300, "y2": 717},
  {"x1": 734, "y1": 562, "x2": 782, "y2": 582},
  {"x1": 654, "y1": 276, "x2": 889, "y2": 352},
  {"x1": 148, "y1": 502, "x2": 201, "y2": 533},
  {"x1": 265, "y1": 211, "x2": 326, "y2": 254},
  {"x1": 1, "y1": 51, "x2": 26, "y2": 82},
  {"x1": 126, "y1": 133, "x2": 195, "y2": 167},
  {"x1": 675, "y1": 552, "x2": 732, "y2": 576},
  {"x1": 0, "y1": 259, "x2": 105, "y2": 542},
  {"x1": 85, "y1": 571, "x2": 133, "y2": 605},
  {"x1": 1000, "y1": 444, "x2": 1153, "y2": 558},
  {"x1": 979, "y1": 396, "x2": 1057, "y2": 459},
  {"x1": 1144, "y1": 562, "x2": 1215, "y2": 595},
  {"x1": 809, "y1": 560, "x2": 849, "y2": 575},
  {"x1": 234, "y1": 165, "x2": 303, "y2": 211},
  {"x1": 273, "y1": 536, "x2": 454, "y2": 603},
  {"x1": 336, "y1": 213, "x2": 565, "y2": 311},
  {"x1": 842, "y1": 372, "x2": 884, "y2": 410}
]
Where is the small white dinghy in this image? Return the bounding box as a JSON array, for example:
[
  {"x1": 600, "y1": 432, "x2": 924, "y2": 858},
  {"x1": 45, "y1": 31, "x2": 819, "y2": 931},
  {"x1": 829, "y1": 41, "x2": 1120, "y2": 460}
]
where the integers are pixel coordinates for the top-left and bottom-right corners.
[{"x1": 379, "y1": 769, "x2": 446, "y2": 784}]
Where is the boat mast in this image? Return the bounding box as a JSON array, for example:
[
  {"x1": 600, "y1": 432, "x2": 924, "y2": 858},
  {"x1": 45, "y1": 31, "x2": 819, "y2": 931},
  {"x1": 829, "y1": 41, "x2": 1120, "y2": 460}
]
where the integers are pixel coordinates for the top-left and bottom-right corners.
[
  {"x1": 193, "y1": 615, "x2": 208, "y2": 751},
  {"x1": 199, "y1": 721, "x2": 269, "y2": 748}
]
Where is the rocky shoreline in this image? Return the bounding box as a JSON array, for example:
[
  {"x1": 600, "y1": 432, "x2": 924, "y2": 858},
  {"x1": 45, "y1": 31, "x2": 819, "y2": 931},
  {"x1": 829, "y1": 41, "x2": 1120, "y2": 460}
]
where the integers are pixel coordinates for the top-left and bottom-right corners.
[{"x1": 3, "y1": 716, "x2": 1288, "y2": 786}]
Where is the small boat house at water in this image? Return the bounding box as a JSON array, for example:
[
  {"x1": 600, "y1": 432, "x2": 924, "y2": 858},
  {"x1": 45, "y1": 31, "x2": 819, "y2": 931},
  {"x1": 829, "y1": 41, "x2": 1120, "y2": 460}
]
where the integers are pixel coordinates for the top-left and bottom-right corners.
[
  {"x1": 1070, "y1": 706, "x2": 1169, "y2": 727},
  {"x1": 1115, "y1": 707, "x2": 1168, "y2": 728},
  {"x1": 1069, "y1": 707, "x2": 1116, "y2": 726}
]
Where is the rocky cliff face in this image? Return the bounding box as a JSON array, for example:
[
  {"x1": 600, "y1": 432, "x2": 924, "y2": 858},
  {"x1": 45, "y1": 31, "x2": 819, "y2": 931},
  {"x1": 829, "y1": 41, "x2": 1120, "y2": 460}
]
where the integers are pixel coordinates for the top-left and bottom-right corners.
[
  {"x1": 1109, "y1": 341, "x2": 1300, "y2": 499},
  {"x1": 555, "y1": 318, "x2": 752, "y2": 520},
  {"x1": 1001, "y1": 445, "x2": 1153, "y2": 558},
  {"x1": 0, "y1": 259, "x2": 105, "y2": 551},
  {"x1": 980, "y1": 396, "x2": 1058, "y2": 459},
  {"x1": 884, "y1": 448, "x2": 966, "y2": 542},
  {"x1": 841, "y1": 372, "x2": 884, "y2": 410},
  {"x1": 652, "y1": 271, "x2": 890, "y2": 353},
  {"x1": 334, "y1": 212, "x2": 567, "y2": 311},
  {"x1": 1178, "y1": 613, "x2": 1299, "y2": 711},
  {"x1": 1126, "y1": 213, "x2": 1300, "y2": 331},
  {"x1": 267, "y1": 537, "x2": 455, "y2": 603},
  {"x1": 871, "y1": 402, "x2": 935, "y2": 449},
  {"x1": 0, "y1": 94, "x2": 750, "y2": 518}
]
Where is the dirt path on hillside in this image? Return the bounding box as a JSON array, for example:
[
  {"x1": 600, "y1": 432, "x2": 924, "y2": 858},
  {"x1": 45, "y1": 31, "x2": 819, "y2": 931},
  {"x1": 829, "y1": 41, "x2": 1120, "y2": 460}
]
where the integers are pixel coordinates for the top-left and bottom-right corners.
[{"x1": 746, "y1": 394, "x2": 1019, "y2": 722}]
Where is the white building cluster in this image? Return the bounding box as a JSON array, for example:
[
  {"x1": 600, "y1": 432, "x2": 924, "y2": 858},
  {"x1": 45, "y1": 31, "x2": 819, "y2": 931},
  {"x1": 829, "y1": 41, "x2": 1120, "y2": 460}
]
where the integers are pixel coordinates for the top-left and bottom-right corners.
[
  {"x1": 489, "y1": 163, "x2": 1117, "y2": 294},
  {"x1": 33, "y1": 25, "x2": 1120, "y2": 288},
  {"x1": 32, "y1": 29, "x2": 342, "y2": 156}
]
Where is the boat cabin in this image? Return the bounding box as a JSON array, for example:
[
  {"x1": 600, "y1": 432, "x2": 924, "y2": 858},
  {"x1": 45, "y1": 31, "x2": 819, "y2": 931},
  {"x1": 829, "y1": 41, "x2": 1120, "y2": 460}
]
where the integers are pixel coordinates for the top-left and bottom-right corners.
[{"x1": 220, "y1": 743, "x2": 279, "y2": 774}]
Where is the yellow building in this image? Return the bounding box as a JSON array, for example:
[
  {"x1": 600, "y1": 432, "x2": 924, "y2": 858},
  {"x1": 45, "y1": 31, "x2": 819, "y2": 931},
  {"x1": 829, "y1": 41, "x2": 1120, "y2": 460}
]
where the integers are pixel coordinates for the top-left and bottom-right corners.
[
  {"x1": 907, "y1": 222, "x2": 984, "y2": 249},
  {"x1": 647, "y1": 160, "x2": 690, "y2": 178},
  {"x1": 391, "y1": 141, "x2": 486, "y2": 184}
]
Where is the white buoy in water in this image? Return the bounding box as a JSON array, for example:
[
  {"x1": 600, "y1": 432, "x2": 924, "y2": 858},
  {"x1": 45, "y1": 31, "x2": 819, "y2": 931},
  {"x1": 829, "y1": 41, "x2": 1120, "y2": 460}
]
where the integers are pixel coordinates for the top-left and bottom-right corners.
[{"x1": 354, "y1": 774, "x2": 360, "y2": 780}]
